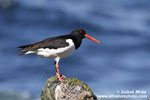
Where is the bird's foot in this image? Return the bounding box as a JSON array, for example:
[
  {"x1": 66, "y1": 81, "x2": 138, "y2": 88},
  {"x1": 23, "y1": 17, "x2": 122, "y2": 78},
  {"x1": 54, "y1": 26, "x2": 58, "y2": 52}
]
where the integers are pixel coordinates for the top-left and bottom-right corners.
[
  {"x1": 60, "y1": 75, "x2": 66, "y2": 79},
  {"x1": 58, "y1": 77, "x2": 64, "y2": 82},
  {"x1": 56, "y1": 73, "x2": 64, "y2": 82},
  {"x1": 57, "y1": 75, "x2": 66, "y2": 82}
]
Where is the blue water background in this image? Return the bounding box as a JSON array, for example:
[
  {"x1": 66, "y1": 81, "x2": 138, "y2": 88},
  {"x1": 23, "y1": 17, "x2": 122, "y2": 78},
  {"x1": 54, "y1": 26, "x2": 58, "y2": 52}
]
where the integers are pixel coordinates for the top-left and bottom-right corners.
[{"x1": 0, "y1": 0, "x2": 150, "y2": 100}]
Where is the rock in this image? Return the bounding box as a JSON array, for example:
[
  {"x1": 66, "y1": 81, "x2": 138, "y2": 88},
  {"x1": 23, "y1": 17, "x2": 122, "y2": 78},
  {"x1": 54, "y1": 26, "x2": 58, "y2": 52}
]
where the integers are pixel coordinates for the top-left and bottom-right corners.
[{"x1": 41, "y1": 76, "x2": 98, "y2": 100}]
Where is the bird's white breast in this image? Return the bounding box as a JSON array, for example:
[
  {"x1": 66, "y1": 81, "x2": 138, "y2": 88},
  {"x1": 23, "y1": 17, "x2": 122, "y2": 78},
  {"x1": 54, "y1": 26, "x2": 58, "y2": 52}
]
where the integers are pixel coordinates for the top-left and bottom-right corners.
[{"x1": 36, "y1": 39, "x2": 75, "y2": 58}]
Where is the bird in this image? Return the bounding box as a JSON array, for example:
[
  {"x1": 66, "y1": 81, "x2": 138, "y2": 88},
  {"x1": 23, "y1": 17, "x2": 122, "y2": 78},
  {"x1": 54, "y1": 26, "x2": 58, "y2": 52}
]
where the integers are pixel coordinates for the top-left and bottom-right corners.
[{"x1": 18, "y1": 29, "x2": 100, "y2": 81}]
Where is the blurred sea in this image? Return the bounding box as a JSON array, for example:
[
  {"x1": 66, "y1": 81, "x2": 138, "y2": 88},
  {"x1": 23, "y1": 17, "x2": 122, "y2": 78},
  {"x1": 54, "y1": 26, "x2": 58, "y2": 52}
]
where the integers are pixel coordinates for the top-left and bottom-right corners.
[{"x1": 0, "y1": 0, "x2": 150, "y2": 100}]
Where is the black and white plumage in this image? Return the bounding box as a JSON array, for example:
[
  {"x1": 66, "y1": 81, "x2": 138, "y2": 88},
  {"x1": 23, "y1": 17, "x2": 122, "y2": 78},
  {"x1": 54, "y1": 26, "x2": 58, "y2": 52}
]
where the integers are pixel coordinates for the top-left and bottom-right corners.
[{"x1": 18, "y1": 29, "x2": 100, "y2": 81}]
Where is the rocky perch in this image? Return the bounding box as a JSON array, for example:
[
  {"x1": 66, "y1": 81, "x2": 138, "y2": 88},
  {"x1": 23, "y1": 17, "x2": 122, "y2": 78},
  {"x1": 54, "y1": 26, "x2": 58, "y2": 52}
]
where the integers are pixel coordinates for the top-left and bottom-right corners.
[{"x1": 41, "y1": 76, "x2": 98, "y2": 100}]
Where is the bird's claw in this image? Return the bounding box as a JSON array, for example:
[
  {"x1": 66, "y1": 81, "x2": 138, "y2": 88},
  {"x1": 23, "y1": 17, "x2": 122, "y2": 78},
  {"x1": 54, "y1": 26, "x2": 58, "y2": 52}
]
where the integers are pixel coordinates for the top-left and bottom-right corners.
[
  {"x1": 58, "y1": 75, "x2": 66, "y2": 82},
  {"x1": 56, "y1": 74, "x2": 66, "y2": 82},
  {"x1": 58, "y1": 77, "x2": 64, "y2": 82},
  {"x1": 60, "y1": 75, "x2": 66, "y2": 79}
]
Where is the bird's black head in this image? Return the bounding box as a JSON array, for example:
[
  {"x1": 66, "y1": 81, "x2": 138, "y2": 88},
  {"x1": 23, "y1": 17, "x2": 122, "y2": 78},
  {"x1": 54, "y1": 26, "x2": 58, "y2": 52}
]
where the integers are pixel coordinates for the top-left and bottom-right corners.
[
  {"x1": 70, "y1": 28, "x2": 100, "y2": 44},
  {"x1": 70, "y1": 29, "x2": 86, "y2": 39}
]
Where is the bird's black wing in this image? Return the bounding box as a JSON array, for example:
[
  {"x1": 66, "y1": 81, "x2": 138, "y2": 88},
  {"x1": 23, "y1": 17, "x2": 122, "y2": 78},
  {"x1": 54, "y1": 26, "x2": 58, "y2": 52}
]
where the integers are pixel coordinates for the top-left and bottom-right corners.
[
  {"x1": 40, "y1": 36, "x2": 69, "y2": 49},
  {"x1": 18, "y1": 35, "x2": 70, "y2": 55}
]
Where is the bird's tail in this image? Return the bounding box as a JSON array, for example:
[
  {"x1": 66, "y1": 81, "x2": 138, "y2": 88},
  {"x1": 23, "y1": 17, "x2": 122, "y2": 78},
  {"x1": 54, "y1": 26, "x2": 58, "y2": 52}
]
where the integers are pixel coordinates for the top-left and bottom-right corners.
[
  {"x1": 17, "y1": 51, "x2": 27, "y2": 56},
  {"x1": 17, "y1": 44, "x2": 31, "y2": 56}
]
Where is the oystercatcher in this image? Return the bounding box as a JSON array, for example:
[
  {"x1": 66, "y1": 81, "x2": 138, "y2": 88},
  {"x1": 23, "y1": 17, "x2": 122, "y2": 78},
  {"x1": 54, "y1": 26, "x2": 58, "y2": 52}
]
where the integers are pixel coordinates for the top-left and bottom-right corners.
[{"x1": 18, "y1": 29, "x2": 100, "y2": 81}]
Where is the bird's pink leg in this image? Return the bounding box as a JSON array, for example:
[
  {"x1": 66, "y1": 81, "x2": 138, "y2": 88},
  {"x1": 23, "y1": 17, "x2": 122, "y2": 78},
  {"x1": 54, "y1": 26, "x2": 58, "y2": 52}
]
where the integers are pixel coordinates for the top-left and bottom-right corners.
[{"x1": 55, "y1": 62, "x2": 64, "y2": 82}]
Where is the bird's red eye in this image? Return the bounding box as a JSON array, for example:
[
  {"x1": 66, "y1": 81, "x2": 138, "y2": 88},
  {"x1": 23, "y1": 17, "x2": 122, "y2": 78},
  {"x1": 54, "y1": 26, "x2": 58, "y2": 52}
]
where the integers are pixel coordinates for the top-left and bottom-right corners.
[{"x1": 80, "y1": 30, "x2": 83, "y2": 34}]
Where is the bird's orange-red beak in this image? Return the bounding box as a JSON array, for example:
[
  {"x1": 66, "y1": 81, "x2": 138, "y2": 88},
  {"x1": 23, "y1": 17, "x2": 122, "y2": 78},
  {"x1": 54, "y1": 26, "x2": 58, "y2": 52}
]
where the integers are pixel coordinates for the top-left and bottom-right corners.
[{"x1": 84, "y1": 34, "x2": 100, "y2": 43}]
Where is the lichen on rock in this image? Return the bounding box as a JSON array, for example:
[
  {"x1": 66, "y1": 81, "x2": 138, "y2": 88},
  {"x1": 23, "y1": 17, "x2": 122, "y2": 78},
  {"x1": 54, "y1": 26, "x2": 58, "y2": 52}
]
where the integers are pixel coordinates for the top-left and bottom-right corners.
[{"x1": 41, "y1": 76, "x2": 97, "y2": 100}]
